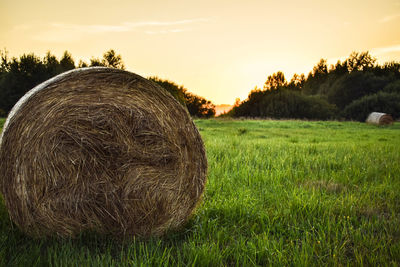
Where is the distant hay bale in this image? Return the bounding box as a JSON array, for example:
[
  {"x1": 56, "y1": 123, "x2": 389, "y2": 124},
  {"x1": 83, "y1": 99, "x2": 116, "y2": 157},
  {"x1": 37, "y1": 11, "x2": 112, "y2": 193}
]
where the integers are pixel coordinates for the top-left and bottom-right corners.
[
  {"x1": 366, "y1": 112, "x2": 394, "y2": 125},
  {"x1": 0, "y1": 67, "x2": 207, "y2": 238}
]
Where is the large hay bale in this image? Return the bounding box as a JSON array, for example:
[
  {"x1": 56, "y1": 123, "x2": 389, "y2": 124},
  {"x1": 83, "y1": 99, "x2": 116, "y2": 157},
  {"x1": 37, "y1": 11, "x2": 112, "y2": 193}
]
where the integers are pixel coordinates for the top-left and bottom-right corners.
[
  {"x1": 366, "y1": 112, "x2": 394, "y2": 125},
  {"x1": 0, "y1": 67, "x2": 207, "y2": 238}
]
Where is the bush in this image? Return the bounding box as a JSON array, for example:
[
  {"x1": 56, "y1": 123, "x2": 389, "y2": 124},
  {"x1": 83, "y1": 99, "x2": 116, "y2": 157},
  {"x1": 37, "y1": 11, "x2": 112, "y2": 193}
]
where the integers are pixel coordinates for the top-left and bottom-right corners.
[
  {"x1": 383, "y1": 80, "x2": 400, "y2": 94},
  {"x1": 149, "y1": 77, "x2": 215, "y2": 118},
  {"x1": 260, "y1": 90, "x2": 338, "y2": 120},
  {"x1": 342, "y1": 92, "x2": 400, "y2": 121},
  {"x1": 327, "y1": 71, "x2": 393, "y2": 109},
  {"x1": 232, "y1": 89, "x2": 338, "y2": 120}
]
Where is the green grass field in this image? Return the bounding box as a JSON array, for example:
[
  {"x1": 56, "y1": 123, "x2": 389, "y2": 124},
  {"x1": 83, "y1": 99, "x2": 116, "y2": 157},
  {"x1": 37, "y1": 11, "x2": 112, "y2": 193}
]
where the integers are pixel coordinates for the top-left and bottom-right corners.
[{"x1": 1, "y1": 119, "x2": 399, "y2": 266}]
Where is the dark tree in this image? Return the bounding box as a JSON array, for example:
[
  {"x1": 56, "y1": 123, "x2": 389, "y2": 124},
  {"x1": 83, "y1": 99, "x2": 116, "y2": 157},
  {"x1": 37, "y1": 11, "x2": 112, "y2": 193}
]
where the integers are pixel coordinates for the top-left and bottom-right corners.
[
  {"x1": 0, "y1": 50, "x2": 115, "y2": 114},
  {"x1": 231, "y1": 87, "x2": 336, "y2": 119},
  {"x1": 43, "y1": 51, "x2": 61, "y2": 76},
  {"x1": 78, "y1": 60, "x2": 88, "y2": 68},
  {"x1": 90, "y1": 49, "x2": 125, "y2": 69},
  {"x1": 343, "y1": 92, "x2": 400, "y2": 121},
  {"x1": 330, "y1": 60, "x2": 349, "y2": 76},
  {"x1": 264, "y1": 71, "x2": 287, "y2": 90},
  {"x1": 0, "y1": 53, "x2": 48, "y2": 113},
  {"x1": 184, "y1": 92, "x2": 215, "y2": 118},
  {"x1": 0, "y1": 49, "x2": 11, "y2": 73},
  {"x1": 346, "y1": 51, "x2": 376, "y2": 72},
  {"x1": 60, "y1": 51, "x2": 75, "y2": 71},
  {"x1": 312, "y1": 58, "x2": 328, "y2": 77},
  {"x1": 148, "y1": 77, "x2": 186, "y2": 105},
  {"x1": 288, "y1": 73, "x2": 305, "y2": 90},
  {"x1": 149, "y1": 77, "x2": 215, "y2": 118},
  {"x1": 232, "y1": 50, "x2": 400, "y2": 121},
  {"x1": 383, "y1": 80, "x2": 400, "y2": 94},
  {"x1": 327, "y1": 71, "x2": 393, "y2": 108}
]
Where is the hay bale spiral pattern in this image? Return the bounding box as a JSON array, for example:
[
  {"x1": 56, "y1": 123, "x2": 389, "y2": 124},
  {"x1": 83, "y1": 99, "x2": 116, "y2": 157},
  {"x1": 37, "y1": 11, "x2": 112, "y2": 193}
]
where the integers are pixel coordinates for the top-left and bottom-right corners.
[{"x1": 0, "y1": 67, "x2": 207, "y2": 238}]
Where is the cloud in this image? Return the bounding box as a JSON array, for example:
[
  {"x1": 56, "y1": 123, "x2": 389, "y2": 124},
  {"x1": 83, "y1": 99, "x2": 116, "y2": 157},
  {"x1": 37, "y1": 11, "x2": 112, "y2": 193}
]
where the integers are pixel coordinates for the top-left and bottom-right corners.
[
  {"x1": 49, "y1": 18, "x2": 210, "y2": 34},
  {"x1": 144, "y1": 28, "x2": 189, "y2": 35},
  {"x1": 50, "y1": 23, "x2": 131, "y2": 33},
  {"x1": 327, "y1": 45, "x2": 400, "y2": 65},
  {"x1": 378, "y1": 14, "x2": 400, "y2": 23},
  {"x1": 124, "y1": 18, "x2": 210, "y2": 28},
  {"x1": 14, "y1": 18, "x2": 211, "y2": 42},
  {"x1": 371, "y1": 44, "x2": 400, "y2": 56}
]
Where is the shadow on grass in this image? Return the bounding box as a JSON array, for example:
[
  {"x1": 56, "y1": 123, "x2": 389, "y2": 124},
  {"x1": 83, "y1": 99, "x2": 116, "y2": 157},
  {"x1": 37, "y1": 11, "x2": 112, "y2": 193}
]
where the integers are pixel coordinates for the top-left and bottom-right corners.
[{"x1": 0, "y1": 199, "x2": 201, "y2": 265}]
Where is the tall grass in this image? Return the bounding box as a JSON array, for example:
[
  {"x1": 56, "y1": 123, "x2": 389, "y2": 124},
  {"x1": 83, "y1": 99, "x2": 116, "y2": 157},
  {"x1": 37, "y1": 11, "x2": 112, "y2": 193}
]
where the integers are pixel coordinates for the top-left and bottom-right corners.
[{"x1": 0, "y1": 119, "x2": 399, "y2": 266}]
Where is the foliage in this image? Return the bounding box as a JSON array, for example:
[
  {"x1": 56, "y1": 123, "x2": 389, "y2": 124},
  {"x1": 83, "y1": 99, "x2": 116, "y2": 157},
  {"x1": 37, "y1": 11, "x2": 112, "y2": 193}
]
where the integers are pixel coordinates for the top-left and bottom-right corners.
[
  {"x1": 342, "y1": 92, "x2": 400, "y2": 121},
  {"x1": 263, "y1": 71, "x2": 287, "y2": 90},
  {"x1": 383, "y1": 79, "x2": 400, "y2": 94},
  {"x1": 288, "y1": 73, "x2": 306, "y2": 90},
  {"x1": 346, "y1": 51, "x2": 376, "y2": 72},
  {"x1": 1, "y1": 48, "x2": 399, "y2": 120},
  {"x1": 1, "y1": 119, "x2": 400, "y2": 265},
  {"x1": 232, "y1": 88, "x2": 337, "y2": 120},
  {"x1": 89, "y1": 49, "x2": 125, "y2": 69},
  {"x1": 0, "y1": 49, "x2": 215, "y2": 117},
  {"x1": 0, "y1": 50, "x2": 76, "y2": 113},
  {"x1": 60, "y1": 51, "x2": 75, "y2": 71},
  {"x1": 326, "y1": 70, "x2": 394, "y2": 108},
  {"x1": 184, "y1": 91, "x2": 215, "y2": 118},
  {"x1": 148, "y1": 77, "x2": 186, "y2": 105},
  {"x1": 149, "y1": 77, "x2": 215, "y2": 118},
  {"x1": 232, "y1": 51, "x2": 400, "y2": 120}
]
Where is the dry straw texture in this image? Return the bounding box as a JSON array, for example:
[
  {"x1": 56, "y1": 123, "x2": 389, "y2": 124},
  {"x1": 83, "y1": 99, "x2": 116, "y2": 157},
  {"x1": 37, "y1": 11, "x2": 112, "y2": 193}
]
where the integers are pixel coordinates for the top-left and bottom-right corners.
[
  {"x1": 366, "y1": 112, "x2": 394, "y2": 125},
  {"x1": 0, "y1": 67, "x2": 207, "y2": 238}
]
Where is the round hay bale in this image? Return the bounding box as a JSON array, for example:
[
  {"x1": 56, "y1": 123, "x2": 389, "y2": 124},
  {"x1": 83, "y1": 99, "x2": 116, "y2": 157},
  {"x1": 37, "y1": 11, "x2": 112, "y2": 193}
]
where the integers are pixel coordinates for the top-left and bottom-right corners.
[
  {"x1": 366, "y1": 112, "x2": 394, "y2": 125},
  {"x1": 0, "y1": 67, "x2": 207, "y2": 238}
]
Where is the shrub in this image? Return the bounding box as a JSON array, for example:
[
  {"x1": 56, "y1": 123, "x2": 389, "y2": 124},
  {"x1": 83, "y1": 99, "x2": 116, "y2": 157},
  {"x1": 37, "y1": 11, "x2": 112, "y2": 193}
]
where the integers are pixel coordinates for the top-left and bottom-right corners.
[
  {"x1": 232, "y1": 89, "x2": 338, "y2": 120},
  {"x1": 327, "y1": 71, "x2": 393, "y2": 108},
  {"x1": 383, "y1": 80, "x2": 400, "y2": 94},
  {"x1": 342, "y1": 92, "x2": 400, "y2": 121}
]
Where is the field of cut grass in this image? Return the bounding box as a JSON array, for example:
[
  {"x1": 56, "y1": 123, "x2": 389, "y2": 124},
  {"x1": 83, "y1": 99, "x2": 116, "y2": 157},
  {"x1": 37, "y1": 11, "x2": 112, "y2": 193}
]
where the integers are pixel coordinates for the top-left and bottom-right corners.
[{"x1": 0, "y1": 118, "x2": 399, "y2": 266}]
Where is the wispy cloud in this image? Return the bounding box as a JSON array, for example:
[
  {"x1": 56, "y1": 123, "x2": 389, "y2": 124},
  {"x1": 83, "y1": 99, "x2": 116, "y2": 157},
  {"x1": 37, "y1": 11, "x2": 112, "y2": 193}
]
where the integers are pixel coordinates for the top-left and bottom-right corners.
[
  {"x1": 327, "y1": 45, "x2": 400, "y2": 65},
  {"x1": 50, "y1": 23, "x2": 131, "y2": 33},
  {"x1": 124, "y1": 18, "x2": 210, "y2": 28},
  {"x1": 371, "y1": 44, "x2": 400, "y2": 56},
  {"x1": 49, "y1": 18, "x2": 210, "y2": 33},
  {"x1": 144, "y1": 28, "x2": 189, "y2": 35},
  {"x1": 378, "y1": 14, "x2": 400, "y2": 23},
  {"x1": 14, "y1": 18, "x2": 211, "y2": 42}
]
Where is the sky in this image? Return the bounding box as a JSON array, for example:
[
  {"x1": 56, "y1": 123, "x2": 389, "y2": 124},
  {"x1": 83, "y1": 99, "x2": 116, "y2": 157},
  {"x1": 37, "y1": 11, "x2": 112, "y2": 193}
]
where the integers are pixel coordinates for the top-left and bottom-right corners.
[{"x1": 1, "y1": 0, "x2": 400, "y2": 105}]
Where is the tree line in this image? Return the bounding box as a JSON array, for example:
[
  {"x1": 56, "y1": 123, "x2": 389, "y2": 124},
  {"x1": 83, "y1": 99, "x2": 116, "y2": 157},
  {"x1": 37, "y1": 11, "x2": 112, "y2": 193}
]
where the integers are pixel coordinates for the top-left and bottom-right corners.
[
  {"x1": 229, "y1": 52, "x2": 400, "y2": 121},
  {"x1": 0, "y1": 49, "x2": 215, "y2": 118},
  {"x1": 1, "y1": 49, "x2": 399, "y2": 121}
]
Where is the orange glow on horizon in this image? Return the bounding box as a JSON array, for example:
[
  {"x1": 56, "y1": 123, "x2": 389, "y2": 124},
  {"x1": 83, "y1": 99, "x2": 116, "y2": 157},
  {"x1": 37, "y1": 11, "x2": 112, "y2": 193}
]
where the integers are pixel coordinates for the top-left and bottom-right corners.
[{"x1": 1, "y1": 0, "x2": 400, "y2": 105}]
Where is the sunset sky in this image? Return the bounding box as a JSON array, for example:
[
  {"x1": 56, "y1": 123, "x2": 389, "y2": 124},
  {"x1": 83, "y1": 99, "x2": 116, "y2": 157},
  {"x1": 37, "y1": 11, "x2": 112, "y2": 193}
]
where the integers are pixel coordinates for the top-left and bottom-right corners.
[{"x1": 1, "y1": 0, "x2": 400, "y2": 105}]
